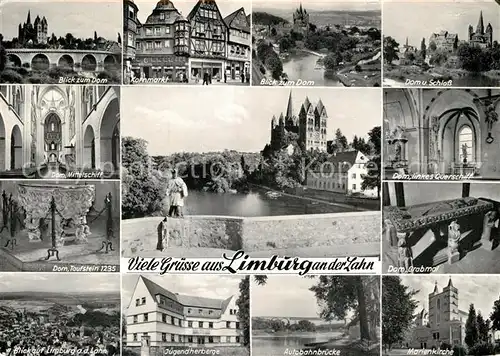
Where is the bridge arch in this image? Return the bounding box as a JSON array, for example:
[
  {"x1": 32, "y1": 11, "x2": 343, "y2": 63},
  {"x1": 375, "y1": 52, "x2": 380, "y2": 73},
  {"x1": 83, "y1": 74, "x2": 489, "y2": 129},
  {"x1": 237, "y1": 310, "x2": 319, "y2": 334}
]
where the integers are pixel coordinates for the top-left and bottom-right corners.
[
  {"x1": 103, "y1": 55, "x2": 118, "y2": 71},
  {"x1": 81, "y1": 54, "x2": 97, "y2": 71},
  {"x1": 31, "y1": 54, "x2": 50, "y2": 71},
  {"x1": 58, "y1": 54, "x2": 74, "y2": 70},
  {"x1": 7, "y1": 54, "x2": 21, "y2": 67}
]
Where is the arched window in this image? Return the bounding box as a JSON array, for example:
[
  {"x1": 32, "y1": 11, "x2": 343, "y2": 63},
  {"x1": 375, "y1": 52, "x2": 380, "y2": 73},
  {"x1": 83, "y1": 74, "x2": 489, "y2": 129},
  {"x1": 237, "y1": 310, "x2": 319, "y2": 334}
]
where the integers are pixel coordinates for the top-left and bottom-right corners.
[{"x1": 458, "y1": 125, "x2": 473, "y2": 162}]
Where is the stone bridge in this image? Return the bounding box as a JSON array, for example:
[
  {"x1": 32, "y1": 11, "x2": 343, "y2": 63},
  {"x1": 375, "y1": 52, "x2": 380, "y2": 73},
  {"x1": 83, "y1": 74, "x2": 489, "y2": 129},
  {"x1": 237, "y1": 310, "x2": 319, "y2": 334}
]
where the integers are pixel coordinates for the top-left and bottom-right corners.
[
  {"x1": 6, "y1": 49, "x2": 121, "y2": 72},
  {"x1": 122, "y1": 212, "x2": 381, "y2": 258}
]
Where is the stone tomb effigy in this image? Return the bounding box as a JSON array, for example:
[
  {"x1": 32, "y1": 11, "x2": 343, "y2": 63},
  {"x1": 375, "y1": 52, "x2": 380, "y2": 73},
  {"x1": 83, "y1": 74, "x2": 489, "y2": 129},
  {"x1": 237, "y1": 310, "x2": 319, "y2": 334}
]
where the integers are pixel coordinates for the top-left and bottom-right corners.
[{"x1": 384, "y1": 197, "x2": 497, "y2": 269}]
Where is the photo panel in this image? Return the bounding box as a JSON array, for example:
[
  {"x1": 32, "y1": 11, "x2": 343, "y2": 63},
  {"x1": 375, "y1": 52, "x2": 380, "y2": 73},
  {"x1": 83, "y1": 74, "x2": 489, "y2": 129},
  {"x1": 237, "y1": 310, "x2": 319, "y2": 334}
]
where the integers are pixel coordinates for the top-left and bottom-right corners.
[
  {"x1": 382, "y1": 182, "x2": 500, "y2": 274},
  {"x1": 382, "y1": 0, "x2": 500, "y2": 88},
  {"x1": 122, "y1": 274, "x2": 249, "y2": 355},
  {"x1": 0, "y1": 273, "x2": 121, "y2": 355},
  {"x1": 382, "y1": 275, "x2": 500, "y2": 354},
  {"x1": 251, "y1": 275, "x2": 380, "y2": 356},
  {"x1": 0, "y1": 0, "x2": 122, "y2": 84},
  {"x1": 0, "y1": 179, "x2": 120, "y2": 272},
  {"x1": 252, "y1": 0, "x2": 382, "y2": 87},
  {"x1": 121, "y1": 86, "x2": 381, "y2": 259},
  {"x1": 123, "y1": 0, "x2": 251, "y2": 85},
  {"x1": 0, "y1": 85, "x2": 120, "y2": 179},
  {"x1": 383, "y1": 88, "x2": 500, "y2": 181}
]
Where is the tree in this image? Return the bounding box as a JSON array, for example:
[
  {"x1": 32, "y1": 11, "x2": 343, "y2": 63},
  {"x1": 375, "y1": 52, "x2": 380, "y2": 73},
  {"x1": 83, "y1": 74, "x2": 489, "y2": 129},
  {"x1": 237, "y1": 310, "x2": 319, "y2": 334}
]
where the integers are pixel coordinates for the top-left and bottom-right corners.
[
  {"x1": 0, "y1": 34, "x2": 6, "y2": 72},
  {"x1": 361, "y1": 154, "x2": 381, "y2": 198},
  {"x1": 465, "y1": 304, "x2": 479, "y2": 349},
  {"x1": 323, "y1": 53, "x2": 340, "y2": 70},
  {"x1": 420, "y1": 38, "x2": 427, "y2": 60},
  {"x1": 368, "y1": 126, "x2": 381, "y2": 156},
  {"x1": 477, "y1": 312, "x2": 489, "y2": 343},
  {"x1": 490, "y1": 295, "x2": 500, "y2": 332},
  {"x1": 384, "y1": 36, "x2": 399, "y2": 64},
  {"x1": 94, "y1": 31, "x2": 98, "y2": 42},
  {"x1": 458, "y1": 43, "x2": 485, "y2": 72},
  {"x1": 429, "y1": 41, "x2": 437, "y2": 52},
  {"x1": 279, "y1": 36, "x2": 292, "y2": 52},
  {"x1": 270, "y1": 27, "x2": 277, "y2": 36},
  {"x1": 335, "y1": 129, "x2": 348, "y2": 152},
  {"x1": 236, "y1": 276, "x2": 250, "y2": 347},
  {"x1": 382, "y1": 276, "x2": 418, "y2": 351}
]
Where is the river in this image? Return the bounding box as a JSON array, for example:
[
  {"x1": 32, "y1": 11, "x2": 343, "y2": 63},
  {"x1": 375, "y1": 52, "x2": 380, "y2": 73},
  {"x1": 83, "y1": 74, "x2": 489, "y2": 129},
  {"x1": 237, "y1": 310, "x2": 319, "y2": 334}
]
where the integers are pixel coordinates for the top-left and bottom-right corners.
[
  {"x1": 182, "y1": 188, "x2": 356, "y2": 217},
  {"x1": 282, "y1": 52, "x2": 343, "y2": 87},
  {"x1": 252, "y1": 332, "x2": 341, "y2": 356}
]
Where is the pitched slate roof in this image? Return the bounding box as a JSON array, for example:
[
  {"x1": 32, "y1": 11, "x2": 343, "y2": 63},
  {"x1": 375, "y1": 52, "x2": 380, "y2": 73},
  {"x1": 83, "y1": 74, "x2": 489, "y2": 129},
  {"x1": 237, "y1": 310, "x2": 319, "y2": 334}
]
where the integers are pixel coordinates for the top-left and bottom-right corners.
[{"x1": 224, "y1": 7, "x2": 250, "y2": 32}]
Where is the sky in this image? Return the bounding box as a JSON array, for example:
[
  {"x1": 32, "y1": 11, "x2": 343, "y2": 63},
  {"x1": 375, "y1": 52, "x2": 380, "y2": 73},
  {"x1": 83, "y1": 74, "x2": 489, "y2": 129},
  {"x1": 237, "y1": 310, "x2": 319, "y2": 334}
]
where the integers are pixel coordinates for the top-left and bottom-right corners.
[
  {"x1": 122, "y1": 275, "x2": 243, "y2": 312},
  {"x1": 121, "y1": 87, "x2": 380, "y2": 156},
  {"x1": 251, "y1": 276, "x2": 321, "y2": 318},
  {"x1": 384, "y1": 1, "x2": 500, "y2": 48},
  {"x1": 399, "y1": 275, "x2": 500, "y2": 319},
  {"x1": 0, "y1": 273, "x2": 120, "y2": 294},
  {"x1": 253, "y1": 0, "x2": 381, "y2": 12},
  {"x1": 134, "y1": 0, "x2": 250, "y2": 24},
  {"x1": 0, "y1": 0, "x2": 121, "y2": 41}
]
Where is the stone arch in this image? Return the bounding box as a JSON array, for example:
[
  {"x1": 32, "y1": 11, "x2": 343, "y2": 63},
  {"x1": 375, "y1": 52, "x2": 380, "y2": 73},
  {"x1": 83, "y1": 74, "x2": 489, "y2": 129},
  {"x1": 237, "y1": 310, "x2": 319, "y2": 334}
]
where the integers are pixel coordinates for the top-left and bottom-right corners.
[
  {"x1": 0, "y1": 114, "x2": 5, "y2": 171},
  {"x1": 31, "y1": 54, "x2": 50, "y2": 71},
  {"x1": 10, "y1": 125, "x2": 22, "y2": 170},
  {"x1": 81, "y1": 54, "x2": 97, "y2": 71},
  {"x1": 57, "y1": 54, "x2": 74, "y2": 70},
  {"x1": 103, "y1": 55, "x2": 118, "y2": 71},
  {"x1": 83, "y1": 125, "x2": 96, "y2": 169},
  {"x1": 38, "y1": 85, "x2": 68, "y2": 107},
  {"x1": 7, "y1": 54, "x2": 22, "y2": 67},
  {"x1": 99, "y1": 97, "x2": 120, "y2": 171}
]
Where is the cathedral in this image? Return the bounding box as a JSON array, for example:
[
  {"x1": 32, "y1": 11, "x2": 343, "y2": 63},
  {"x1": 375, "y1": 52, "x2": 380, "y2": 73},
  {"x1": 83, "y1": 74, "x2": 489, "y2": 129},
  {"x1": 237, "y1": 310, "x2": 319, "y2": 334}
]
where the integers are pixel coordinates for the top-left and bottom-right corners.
[
  {"x1": 17, "y1": 11, "x2": 48, "y2": 46},
  {"x1": 292, "y1": 3, "x2": 309, "y2": 30},
  {"x1": 0, "y1": 85, "x2": 120, "y2": 178},
  {"x1": 270, "y1": 91, "x2": 327, "y2": 152},
  {"x1": 468, "y1": 11, "x2": 493, "y2": 48}
]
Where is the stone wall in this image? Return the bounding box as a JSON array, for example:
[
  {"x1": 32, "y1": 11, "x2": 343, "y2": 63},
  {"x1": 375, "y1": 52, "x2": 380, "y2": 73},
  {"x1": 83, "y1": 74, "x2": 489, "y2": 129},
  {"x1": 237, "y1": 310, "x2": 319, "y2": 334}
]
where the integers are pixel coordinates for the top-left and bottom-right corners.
[{"x1": 122, "y1": 212, "x2": 381, "y2": 257}]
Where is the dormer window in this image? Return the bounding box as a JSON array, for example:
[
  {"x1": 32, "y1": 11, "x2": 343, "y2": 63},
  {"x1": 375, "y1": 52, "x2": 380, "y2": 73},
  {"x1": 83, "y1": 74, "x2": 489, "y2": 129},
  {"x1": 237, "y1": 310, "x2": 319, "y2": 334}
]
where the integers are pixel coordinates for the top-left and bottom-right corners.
[{"x1": 160, "y1": 13, "x2": 165, "y2": 20}]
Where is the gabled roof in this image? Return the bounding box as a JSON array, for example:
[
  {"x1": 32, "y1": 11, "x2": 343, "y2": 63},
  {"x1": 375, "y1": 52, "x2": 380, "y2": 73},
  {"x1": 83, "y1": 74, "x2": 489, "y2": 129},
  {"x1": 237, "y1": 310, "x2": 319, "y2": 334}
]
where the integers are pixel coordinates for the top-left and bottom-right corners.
[
  {"x1": 187, "y1": 0, "x2": 227, "y2": 30},
  {"x1": 325, "y1": 151, "x2": 360, "y2": 173},
  {"x1": 224, "y1": 7, "x2": 250, "y2": 32}
]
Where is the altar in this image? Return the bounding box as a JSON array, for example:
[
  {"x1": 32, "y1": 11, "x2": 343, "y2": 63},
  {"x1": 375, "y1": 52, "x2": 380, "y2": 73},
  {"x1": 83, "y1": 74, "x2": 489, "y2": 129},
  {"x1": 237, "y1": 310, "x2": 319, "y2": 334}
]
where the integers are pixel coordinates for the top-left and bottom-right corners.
[{"x1": 18, "y1": 184, "x2": 95, "y2": 254}]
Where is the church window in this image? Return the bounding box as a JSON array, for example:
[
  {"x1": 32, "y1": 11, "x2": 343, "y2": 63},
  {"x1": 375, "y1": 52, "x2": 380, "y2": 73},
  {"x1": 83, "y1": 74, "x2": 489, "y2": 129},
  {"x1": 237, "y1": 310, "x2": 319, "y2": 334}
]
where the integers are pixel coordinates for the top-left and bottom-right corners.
[{"x1": 458, "y1": 126, "x2": 473, "y2": 162}]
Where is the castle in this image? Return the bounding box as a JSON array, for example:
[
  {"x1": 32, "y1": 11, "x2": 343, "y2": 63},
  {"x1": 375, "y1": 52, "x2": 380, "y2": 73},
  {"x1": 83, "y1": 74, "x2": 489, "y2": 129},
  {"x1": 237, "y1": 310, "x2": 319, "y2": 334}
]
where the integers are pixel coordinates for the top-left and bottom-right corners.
[
  {"x1": 468, "y1": 11, "x2": 493, "y2": 48},
  {"x1": 292, "y1": 3, "x2": 309, "y2": 30},
  {"x1": 270, "y1": 91, "x2": 327, "y2": 152},
  {"x1": 402, "y1": 278, "x2": 468, "y2": 349},
  {"x1": 18, "y1": 11, "x2": 48, "y2": 46}
]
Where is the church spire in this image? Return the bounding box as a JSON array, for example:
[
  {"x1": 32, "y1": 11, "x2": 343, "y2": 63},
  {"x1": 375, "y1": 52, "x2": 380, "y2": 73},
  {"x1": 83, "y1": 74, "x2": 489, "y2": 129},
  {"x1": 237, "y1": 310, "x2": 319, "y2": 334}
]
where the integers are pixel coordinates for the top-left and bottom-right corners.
[
  {"x1": 447, "y1": 277, "x2": 453, "y2": 288},
  {"x1": 477, "y1": 10, "x2": 484, "y2": 35},
  {"x1": 286, "y1": 90, "x2": 293, "y2": 119},
  {"x1": 27, "y1": 10, "x2": 31, "y2": 24},
  {"x1": 433, "y1": 281, "x2": 439, "y2": 294}
]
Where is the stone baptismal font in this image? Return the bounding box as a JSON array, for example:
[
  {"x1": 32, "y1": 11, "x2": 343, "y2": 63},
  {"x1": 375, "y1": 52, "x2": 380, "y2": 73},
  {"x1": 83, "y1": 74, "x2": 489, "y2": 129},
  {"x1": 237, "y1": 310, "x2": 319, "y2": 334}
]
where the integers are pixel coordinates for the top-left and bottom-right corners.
[{"x1": 17, "y1": 183, "x2": 95, "y2": 260}]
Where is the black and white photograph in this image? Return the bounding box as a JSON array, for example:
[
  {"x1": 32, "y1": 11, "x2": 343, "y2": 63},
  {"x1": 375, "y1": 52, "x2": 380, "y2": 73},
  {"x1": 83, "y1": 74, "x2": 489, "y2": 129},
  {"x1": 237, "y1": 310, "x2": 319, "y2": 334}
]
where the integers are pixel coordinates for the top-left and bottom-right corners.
[
  {"x1": 383, "y1": 0, "x2": 500, "y2": 87},
  {"x1": 382, "y1": 275, "x2": 500, "y2": 355},
  {"x1": 252, "y1": 275, "x2": 380, "y2": 356},
  {"x1": 0, "y1": 180, "x2": 120, "y2": 272},
  {"x1": 121, "y1": 86, "x2": 381, "y2": 259},
  {"x1": 121, "y1": 275, "x2": 249, "y2": 356},
  {"x1": 383, "y1": 88, "x2": 500, "y2": 181},
  {"x1": 383, "y1": 182, "x2": 500, "y2": 274},
  {"x1": 0, "y1": 85, "x2": 120, "y2": 179},
  {"x1": 123, "y1": 0, "x2": 251, "y2": 85},
  {"x1": 252, "y1": 0, "x2": 381, "y2": 86},
  {"x1": 0, "y1": 273, "x2": 121, "y2": 356},
  {"x1": 0, "y1": 0, "x2": 122, "y2": 84}
]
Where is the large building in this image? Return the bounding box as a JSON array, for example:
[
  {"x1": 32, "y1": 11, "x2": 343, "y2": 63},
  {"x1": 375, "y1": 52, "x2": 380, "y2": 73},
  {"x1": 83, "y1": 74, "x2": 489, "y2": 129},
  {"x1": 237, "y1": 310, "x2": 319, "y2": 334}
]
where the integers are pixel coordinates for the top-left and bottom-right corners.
[
  {"x1": 429, "y1": 31, "x2": 458, "y2": 53},
  {"x1": 125, "y1": 0, "x2": 251, "y2": 83},
  {"x1": 270, "y1": 91, "x2": 328, "y2": 152},
  {"x1": 223, "y1": 8, "x2": 251, "y2": 82},
  {"x1": 292, "y1": 3, "x2": 309, "y2": 31},
  {"x1": 126, "y1": 276, "x2": 243, "y2": 347},
  {"x1": 17, "y1": 11, "x2": 48, "y2": 46},
  {"x1": 468, "y1": 11, "x2": 493, "y2": 48},
  {"x1": 402, "y1": 279, "x2": 467, "y2": 349},
  {"x1": 0, "y1": 85, "x2": 120, "y2": 177},
  {"x1": 306, "y1": 150, "x2": 378, "y2": 197}
]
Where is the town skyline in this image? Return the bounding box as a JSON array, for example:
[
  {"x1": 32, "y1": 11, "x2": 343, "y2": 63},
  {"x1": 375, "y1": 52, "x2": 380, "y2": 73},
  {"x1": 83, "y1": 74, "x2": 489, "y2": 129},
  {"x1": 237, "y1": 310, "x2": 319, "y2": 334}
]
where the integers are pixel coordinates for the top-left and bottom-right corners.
[
  {"x1": 384, "y1": 1, "x2": 500, "y2": 50},
  {"x1": 122, "y1": 87, "x2": 380, "y2": 156},
  {"x1": 253, "y1": 0, "x2": 381, "y2": 12},
  {"x1": 0, "y1": 0, "x2": 121, "y2": 40}
]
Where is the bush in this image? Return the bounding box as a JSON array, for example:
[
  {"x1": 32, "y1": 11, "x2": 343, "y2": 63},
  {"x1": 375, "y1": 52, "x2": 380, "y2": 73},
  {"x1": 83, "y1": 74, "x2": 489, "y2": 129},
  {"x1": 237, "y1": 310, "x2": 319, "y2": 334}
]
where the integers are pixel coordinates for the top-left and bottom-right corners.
[
  {"x1": 22, "y1": 62, "x2": 30, "y2": 68},
  {"x1": 355, "y1": 64, "x2": 362, "y2": 72},
  {"x1": 0, "y1": 68, "x2": 23, "y2": 83},
  {"x1": 468, "y1": 342, "x2": 495, "y2": 356},
  {"x1": 452, "y1": 345, "x2": 466, "y2": 356},
  {"x1": 47, "y1": 67, "x2": 76, "y2": 79}
]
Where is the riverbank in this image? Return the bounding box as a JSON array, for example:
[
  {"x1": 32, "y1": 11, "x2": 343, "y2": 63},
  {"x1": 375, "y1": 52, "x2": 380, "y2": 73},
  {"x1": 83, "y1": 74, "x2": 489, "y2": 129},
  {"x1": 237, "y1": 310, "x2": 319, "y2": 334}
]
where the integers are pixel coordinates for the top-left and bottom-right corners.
[{"x1": 336, "y1": 51, "x2": 381, "y2": 87}]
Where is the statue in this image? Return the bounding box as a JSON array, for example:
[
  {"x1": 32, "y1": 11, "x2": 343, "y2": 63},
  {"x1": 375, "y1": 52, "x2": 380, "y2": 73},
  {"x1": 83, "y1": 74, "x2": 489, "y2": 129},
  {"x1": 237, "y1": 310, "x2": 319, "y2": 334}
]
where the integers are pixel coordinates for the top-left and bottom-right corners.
[
  {"x1": 394, "y1": 141, "x2": 402, "y2": 162},
  {"x1": 485, "y1": 102, "x2": 498, "y2": 132},
  {"x1": 447, "y1": 220, "x2": 460, "y2": 264},
  {"x1": 75, "y1": 216, "x2": 91, "y2": 244},
  {"x1": 397, "y1": 233, "x2": 413, "y2": 270},
  {"x1": 461, "y1": 143, "x2": 468, "y2": 164}
]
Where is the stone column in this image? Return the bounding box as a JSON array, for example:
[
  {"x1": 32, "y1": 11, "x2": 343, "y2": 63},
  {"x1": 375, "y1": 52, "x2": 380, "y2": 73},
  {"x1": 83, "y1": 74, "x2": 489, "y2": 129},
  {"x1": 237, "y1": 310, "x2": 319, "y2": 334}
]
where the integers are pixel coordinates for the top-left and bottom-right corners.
[{"x1": 481, "y1": 210, "x2": 497, "y2": 251}]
